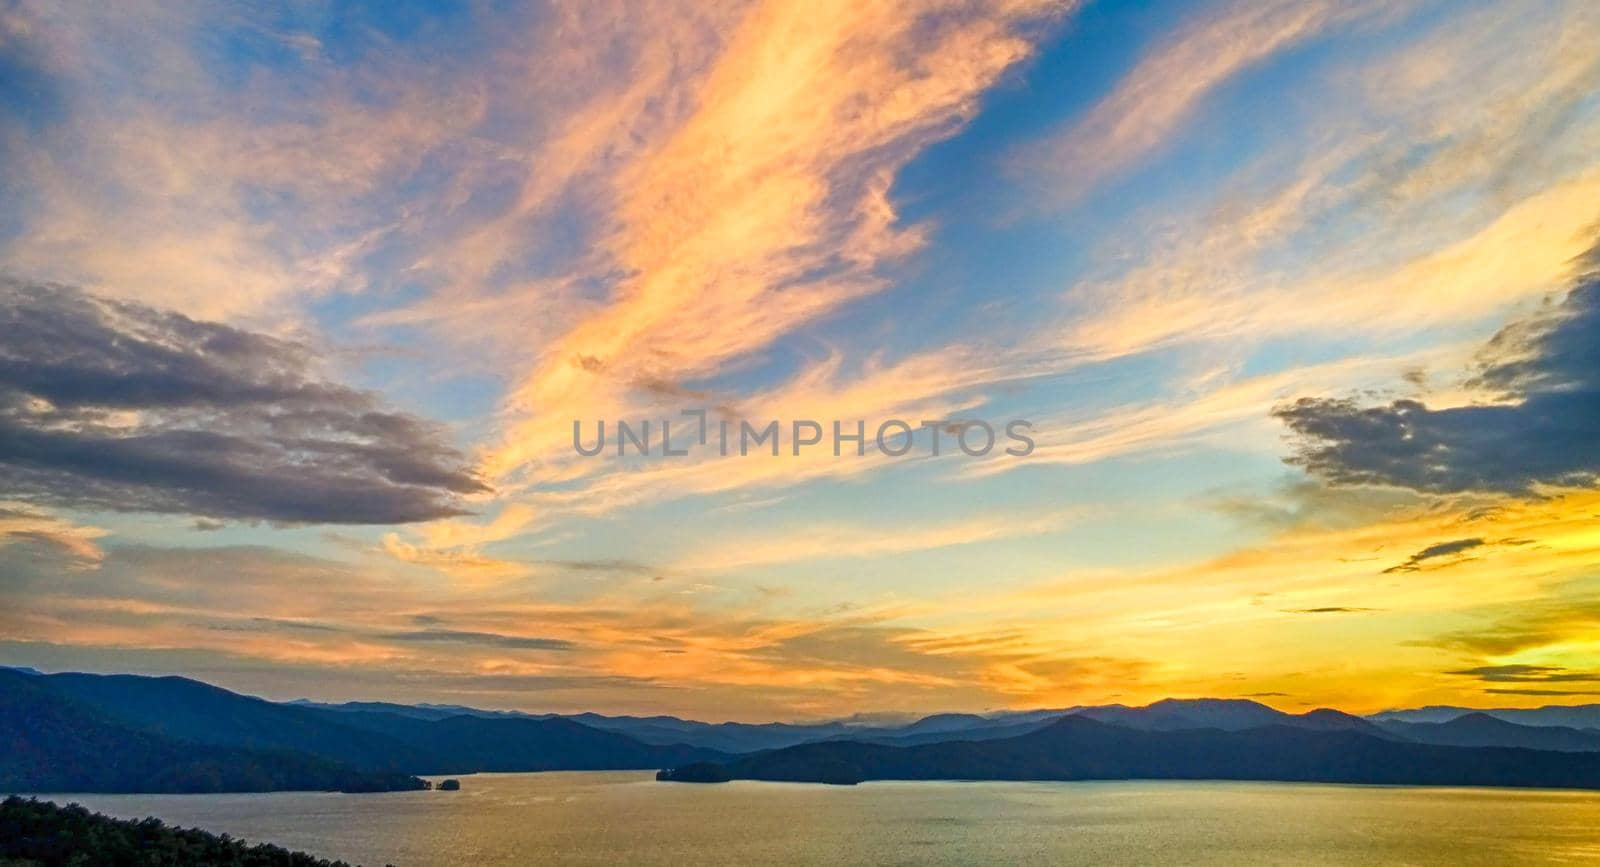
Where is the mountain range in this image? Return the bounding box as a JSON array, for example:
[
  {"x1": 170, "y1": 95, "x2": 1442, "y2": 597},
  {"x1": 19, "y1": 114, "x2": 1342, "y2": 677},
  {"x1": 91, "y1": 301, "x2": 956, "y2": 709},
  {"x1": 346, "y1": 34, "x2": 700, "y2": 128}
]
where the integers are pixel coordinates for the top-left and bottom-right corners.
[
  {"x1": 0, "y1": 668, "x2": 725, "y2": 793},
  {"x1": 657, "y1": 715, "x2": 1600, "y2": 788},
  {"x1": 4, "y1": 666, "x2": 1600, "y2": 793},
  {"x1": 301, "y1": 693, "x2": 1600, "y2": 752}
]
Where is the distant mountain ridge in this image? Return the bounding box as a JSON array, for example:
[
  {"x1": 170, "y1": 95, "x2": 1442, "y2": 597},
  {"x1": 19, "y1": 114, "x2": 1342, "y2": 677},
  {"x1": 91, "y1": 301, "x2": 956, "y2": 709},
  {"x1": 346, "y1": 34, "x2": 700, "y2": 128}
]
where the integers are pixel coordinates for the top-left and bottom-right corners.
[
  {"x1": 659, "y1": 715, "x2": 1600, "y2": 789},
  {"x1": 295, "y1": 697, "x2": 881, "y2": 753},
  {"x1": 285, "y1": 691, "x2": 1600, "y2": 753},
  {"x1": 1373, "y1": 713, "x2": 1600, "y2": 752},
  {"x1": 1369, "y1": 704, "x2": 1600, "y2": 730},
  {"x1": 9, "y1": 666, "x2": 1600, "y2": 794}
]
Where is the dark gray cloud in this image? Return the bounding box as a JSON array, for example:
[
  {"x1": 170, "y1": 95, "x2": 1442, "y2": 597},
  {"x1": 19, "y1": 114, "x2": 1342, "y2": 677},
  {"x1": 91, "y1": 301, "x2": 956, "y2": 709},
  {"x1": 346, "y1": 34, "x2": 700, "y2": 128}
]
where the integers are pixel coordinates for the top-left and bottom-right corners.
[
  {"x1": 1483, "y1": 688, "x2": 1600, "y2": 697},
  {"x1": 1382, "y1": 537, "x2": 1484, "y2": 573},
  {"x1": 379, "y1": 629, "x2": 575, "y2": 651},
  {"x1": 1275, "y1": 251, "x2": 1600, "y2": 496},
  {"x1": 1282, "y1": 606, "x2": 1376, "y2": 614},
  {"x1": 197, "y1": 618, "x2": 575, "y2": 652},
  {"x1": 1446, "y1": 664, "x2": 1600, "y2": 684},
  {"x1": 202, "y1": 617, "x2": 346, "y2": 634},
  {"x1": 0, "y1": 280, "x2": 485, "y2": 523},
  {"x1": 538, "y1": 558, "x2": 661, "y2": 576}
]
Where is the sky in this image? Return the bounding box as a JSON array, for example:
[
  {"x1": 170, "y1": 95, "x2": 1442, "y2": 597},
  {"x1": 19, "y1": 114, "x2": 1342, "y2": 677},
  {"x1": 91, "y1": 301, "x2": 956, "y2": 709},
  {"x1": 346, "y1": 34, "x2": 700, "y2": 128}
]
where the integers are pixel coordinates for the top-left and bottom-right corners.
[{"x1": 1, "y1": 0, "x2": 1598, "y2": 721}]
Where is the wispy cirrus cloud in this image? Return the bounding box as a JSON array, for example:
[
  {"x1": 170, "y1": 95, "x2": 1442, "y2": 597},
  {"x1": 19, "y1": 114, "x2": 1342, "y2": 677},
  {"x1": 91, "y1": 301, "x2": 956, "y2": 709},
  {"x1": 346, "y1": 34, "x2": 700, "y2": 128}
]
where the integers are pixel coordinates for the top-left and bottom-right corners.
[
  {"x1": 1050, "y1": 0, "x2": 1600, "y2": 363},
  {"x1": 679, "y1": 509, "x2": 1081, "y2": 573},
  {"x1": 377, "y1": 629, "x2": 575, "y2": 652},
  {"x1": 481, "y1": 0, "x2": 1073, "y2": 485},
  {"x1": 1062, "y1": 164, "x2": 1600, "y2": 363},
  {"x1": 1013, "y1": 0, "x2": 1389, "y2": 202},
  {"x1": 0, "y1": 1, "x2": 481, "y2": 321}
]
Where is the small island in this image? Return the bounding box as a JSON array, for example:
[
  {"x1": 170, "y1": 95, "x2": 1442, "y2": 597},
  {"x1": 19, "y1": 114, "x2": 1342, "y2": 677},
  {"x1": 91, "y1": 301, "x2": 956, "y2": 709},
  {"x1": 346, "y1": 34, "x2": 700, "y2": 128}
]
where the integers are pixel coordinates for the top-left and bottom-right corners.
[
  {"x1": 656, "y1": 763, "x2": 730, "y2": 783},
  {"x1": 436, "y1": 778, "x2": 461, "y2": 791}
]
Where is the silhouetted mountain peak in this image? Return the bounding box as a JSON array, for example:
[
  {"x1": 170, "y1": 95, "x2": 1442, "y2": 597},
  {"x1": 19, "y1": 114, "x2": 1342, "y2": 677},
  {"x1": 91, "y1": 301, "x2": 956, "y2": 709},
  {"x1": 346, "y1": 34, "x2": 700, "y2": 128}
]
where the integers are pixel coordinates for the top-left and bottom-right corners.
[
  {"x1": 1074, "y1": 698, "x2": 1289, "y2": 732},
  {"x1": 1448, "y1": 712, "x2": 1516, "y2": 729},
  {"x1": 901, "y1": 713, "x2": 990, "y2": 734},
  {"x1": 1290, "y1": 708, "x2": 1395, "y2": 736}
]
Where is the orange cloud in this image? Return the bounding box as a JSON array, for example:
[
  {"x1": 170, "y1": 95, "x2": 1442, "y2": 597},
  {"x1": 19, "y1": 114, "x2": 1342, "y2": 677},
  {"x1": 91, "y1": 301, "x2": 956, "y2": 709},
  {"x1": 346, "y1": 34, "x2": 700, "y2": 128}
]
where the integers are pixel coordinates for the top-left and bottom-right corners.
[
  {"x1": 0, "y1": 504, "x2": 106, "y2": 566},
  {"x1": 485, "y1": 0, "x2": 1072, "y2": 485}
]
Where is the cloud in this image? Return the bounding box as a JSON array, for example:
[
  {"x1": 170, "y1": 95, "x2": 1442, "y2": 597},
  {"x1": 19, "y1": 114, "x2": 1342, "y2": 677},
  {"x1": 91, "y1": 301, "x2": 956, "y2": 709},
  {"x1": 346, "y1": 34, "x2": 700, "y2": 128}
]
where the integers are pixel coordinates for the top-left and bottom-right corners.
[
  {"x1": 1383, "y1": 538, "x2": 1485, "y2": 573},
  {"x1": 1208, "y1": 479, "x2": 1426, "y2": 534},
  {"x1": 679, "y1": 509, "x2": 1080, "y2": 572},
  {"x1": 1483, "y1": 688, "x2": 1600, "y2": 697},
  {"x1": 1426, "y1": 594, "x2": 1600, "y2": 658},
  {"x1": 1065, "y1": 167, "x2": 1600, "y2": 363},
  {"x1": 0, "y1": 280, "x2": 485, "y2": 523},
  {"x1": 1053, "y1": 0, "x2": 1600, "y2": 363},
  {"x1": 1283, "y1": 607, "x2": 1376, "y2": 614},
  {"x1": 0, "y1": 639, "x2": 661, "y2": 708},
  {"x1": 969, "y1": 347, "x2": 1445, "y2": 477},
  {"x1": 0, "y1": 503, "x2": 106, "y2": 566},
  {"x1": 1277, "y1": 249, "x2": 1600, "y2": 496},
  {"x1": 1013, "y1": 0, "x2": 1382, "y2": 201},
  {"x1": 482, "y1": 0, "x2": 1071, "y2": 486},
  {"x1": 1446, "y1": 664, "x2": 1600, "y2": 684},
  {"x1": 0, "y1": 536, "x2": 1095, "y2": 718},
  {"x1": 378, "y1": 629, "x2": 575, "y2": 652},
  {"x1": 0, "y1": 1, "x2": 480, "y2": 320}
]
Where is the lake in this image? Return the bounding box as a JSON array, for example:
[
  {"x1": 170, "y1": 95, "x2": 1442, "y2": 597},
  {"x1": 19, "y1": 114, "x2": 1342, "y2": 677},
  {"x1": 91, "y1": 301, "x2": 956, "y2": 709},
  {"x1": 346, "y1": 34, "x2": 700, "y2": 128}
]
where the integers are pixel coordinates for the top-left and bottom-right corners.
[{"x1": 38, "y1": 772, "x2": 1600, "y2": 866}]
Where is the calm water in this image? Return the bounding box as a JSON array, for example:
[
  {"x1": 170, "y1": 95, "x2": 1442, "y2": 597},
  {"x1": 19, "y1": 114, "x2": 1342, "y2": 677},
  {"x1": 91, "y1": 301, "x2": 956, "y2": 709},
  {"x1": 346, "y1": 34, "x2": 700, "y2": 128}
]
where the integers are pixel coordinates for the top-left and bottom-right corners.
[{"x1": 39, "y1": 772, "x2": 1600, "y2": 866}]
